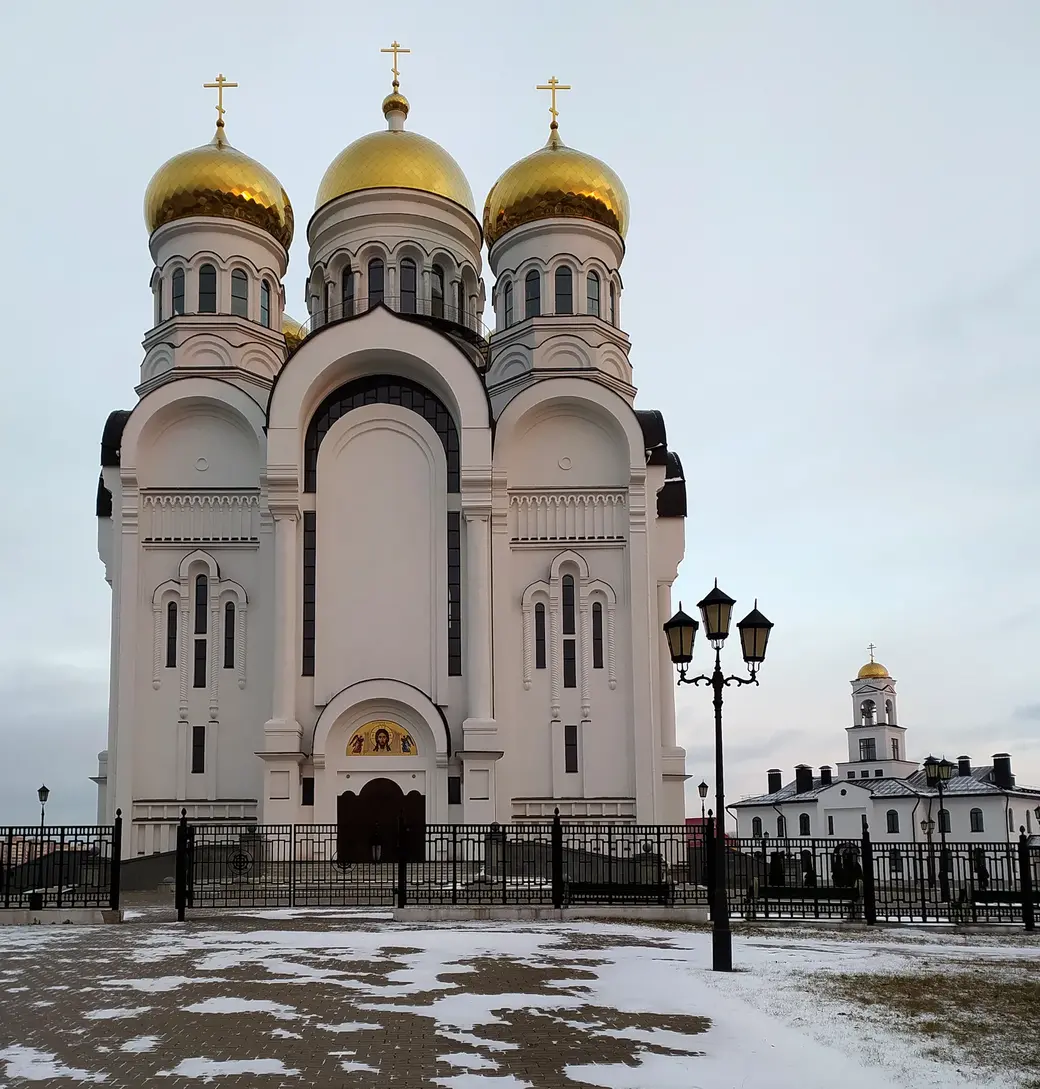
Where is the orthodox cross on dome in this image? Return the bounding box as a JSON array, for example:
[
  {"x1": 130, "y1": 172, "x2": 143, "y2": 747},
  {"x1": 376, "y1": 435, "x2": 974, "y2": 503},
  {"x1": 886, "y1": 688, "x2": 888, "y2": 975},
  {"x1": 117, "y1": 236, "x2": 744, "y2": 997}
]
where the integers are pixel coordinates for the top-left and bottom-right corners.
[
  {"x1": 203, "y1": 73, "x2": 238, "y2": 127},
  {"x1": 381, "y1": 40, "x2": 411, "y2": 91},
  {"x1": 537, "y1": 76, "x2": 571, "y2": 130},
  {"x1": 867, "y1": 642, "x2": 877, "y2": 663}
]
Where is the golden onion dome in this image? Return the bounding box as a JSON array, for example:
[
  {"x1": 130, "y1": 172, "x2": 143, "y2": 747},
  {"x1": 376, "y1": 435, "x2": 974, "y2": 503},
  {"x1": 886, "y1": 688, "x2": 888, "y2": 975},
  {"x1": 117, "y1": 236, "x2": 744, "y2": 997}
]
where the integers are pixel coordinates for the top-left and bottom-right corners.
[
  {"x1": 483, "y1": 125, "x2": 629, "y2": 246},
  {"x1": 282, "y1": 313, "x2": 307, "y2": 352},
  {"x1": 144, "y1": 121, "x2": 294, "y2": 249},
  {"x1": 314, "y1": 92, "x2": 475, "y2": 216},
  {"x1": 857, "y1": 661, "x2": 891, "y2": 680}
]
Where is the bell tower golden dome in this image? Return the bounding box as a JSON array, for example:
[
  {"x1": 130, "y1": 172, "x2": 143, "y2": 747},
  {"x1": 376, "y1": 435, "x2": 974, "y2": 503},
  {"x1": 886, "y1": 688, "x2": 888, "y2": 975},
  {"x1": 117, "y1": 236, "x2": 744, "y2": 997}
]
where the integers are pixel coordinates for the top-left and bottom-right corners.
[{"x1": 483, "y1": 77, "x2": 629, "y2": 247}]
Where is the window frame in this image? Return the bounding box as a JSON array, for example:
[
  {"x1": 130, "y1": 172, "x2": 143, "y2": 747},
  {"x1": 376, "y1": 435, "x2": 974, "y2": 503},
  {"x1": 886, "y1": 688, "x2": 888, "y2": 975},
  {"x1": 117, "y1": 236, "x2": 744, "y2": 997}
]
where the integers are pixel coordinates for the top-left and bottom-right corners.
[
  {"x1": 534, "y1": 602, "x2": 547, "y2": 669},
  {"x1": 970, "y1": 807, "x2": 984, "y2": 833},
  {"x1": 562, "y1": 639, "x2": 576, "y2": 688},
  {"x1": 592, "y1": 601, "x2": 604, "y2": 669},
  {"x1": 798, "y1": 813, "x2": 810, "y2": 836},
  {"x1": 223, "y1": 601, "x2": 235, "y2": 669},
  {"x1": 562, "y1": 574, "x2": 575, "y2": 635},
  {"x1": 939, "y1": 808, "x2": 951, "y2": 834},
  {"x1": 524, "y1": 269, "x2": 540, "y2": 318},
  {"x1": 368, "y1": 258, "x2": 384, "y2": 307},
  {"x1": 172, "y1": 268, "x2": 185, "y2": 315},
  {"x1": 751, "y1": 816, "x2": 763, "y2": 839},
  {"x1": 431, "y1": 264, "x2": 445, "y2": 319},
  {"x1": 777, "y1": 815, "x2": 787, "y2": 838},
  {"x1": 231, "y1": 269, "x2": 249, "y2": 318},
  {"x1": 554, "y1": 265, "x2": 573, "y2": 314},
  {"x1": 886, "y1": 809, "x2": 900, "y2": 834},
  {"x1": 165, "y1": 601, "x2": 178, "y2": 668},
  {"x1": 859, "y1": 737, "x2": 877, "y2": 762},
  {"x1": 400, "y1": 257, "x2": 417, "y2": 314},
  {"x1": 586, "y1": 271, "x2": 600, "y2": 317},
  {"x1": 260, "y1": 279, "x2": 271, "y2": 327},
  {"x1": 191, "y1": 725, "x2": 205, "y2": 774},
  {"x1": 503, "y1": 280, "x2": 513, "y2": 327},
  {"x1": 341, "y1": 263, "x2": 354, "y2": 318},
  {"x1": 564, "y1": 724, "x2": 578, "y2": 773},
  {"x1": 198, "y1": 263, "x2": 217, "y2": 313}
]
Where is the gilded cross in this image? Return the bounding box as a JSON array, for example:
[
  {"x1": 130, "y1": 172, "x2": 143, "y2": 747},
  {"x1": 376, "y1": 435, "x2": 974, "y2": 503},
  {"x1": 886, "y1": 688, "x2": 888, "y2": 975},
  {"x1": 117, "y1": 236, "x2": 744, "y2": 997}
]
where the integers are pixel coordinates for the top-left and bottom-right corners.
[
  {"x1": 536, "y1": 76, "x2": 571, "y2": 128},
  {"x1": 867, "y1": 642, "x2": 877, "y2": 662},
  {"x1": 381, "y1": 40, "x2": 411, "y2": 89},
  {"x1": 203, "y1": 73, "x2": 238, "y2": 123}
]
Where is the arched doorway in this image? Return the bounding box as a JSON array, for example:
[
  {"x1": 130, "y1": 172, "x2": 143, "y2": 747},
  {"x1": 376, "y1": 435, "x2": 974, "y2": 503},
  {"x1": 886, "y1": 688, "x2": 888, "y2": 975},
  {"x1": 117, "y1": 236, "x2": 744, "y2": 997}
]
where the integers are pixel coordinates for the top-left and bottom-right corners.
[{"x1": 336, "y1": 778, "x2": 425, "y2": 864}]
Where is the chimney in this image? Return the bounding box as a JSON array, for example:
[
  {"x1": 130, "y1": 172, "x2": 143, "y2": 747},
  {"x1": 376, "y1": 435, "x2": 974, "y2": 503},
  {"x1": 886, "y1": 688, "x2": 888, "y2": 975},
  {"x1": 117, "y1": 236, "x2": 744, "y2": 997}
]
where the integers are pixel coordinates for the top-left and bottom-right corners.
[
  {"x1": 819, "y1": 765, "x2": 833, "y2": 786},
  {"x1": 767, "y1": 769, "x2": 783, "y2": 795},
  {"x1": 794, "y1": 764, "x2": 813, "y2": 795},
  {"x1": 957, "y1": 755, "x2": 972, "y2": 778},
  {"x1": 992, "y1": 753, "x2": 1014, "y2": 790}
]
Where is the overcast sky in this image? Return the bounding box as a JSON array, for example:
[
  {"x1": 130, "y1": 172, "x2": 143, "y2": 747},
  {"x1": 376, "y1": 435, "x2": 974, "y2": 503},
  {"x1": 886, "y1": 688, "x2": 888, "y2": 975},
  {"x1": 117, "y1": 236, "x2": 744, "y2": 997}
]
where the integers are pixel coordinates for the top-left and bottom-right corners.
[{"x1": 1, "y1": 1, "x2": 1038, "y2": 825}]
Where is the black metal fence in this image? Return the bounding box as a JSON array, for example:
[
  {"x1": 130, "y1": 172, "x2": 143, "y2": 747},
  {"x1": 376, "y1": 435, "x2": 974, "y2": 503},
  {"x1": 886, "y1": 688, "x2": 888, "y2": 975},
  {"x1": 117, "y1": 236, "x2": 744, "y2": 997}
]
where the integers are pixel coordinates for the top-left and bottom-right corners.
[
  {"x1": 176, "y1": 811, "x2": 1037, "y2": 930},
  {"x1": 1, "y1": 813, "x2": 122, "y2": 910}
]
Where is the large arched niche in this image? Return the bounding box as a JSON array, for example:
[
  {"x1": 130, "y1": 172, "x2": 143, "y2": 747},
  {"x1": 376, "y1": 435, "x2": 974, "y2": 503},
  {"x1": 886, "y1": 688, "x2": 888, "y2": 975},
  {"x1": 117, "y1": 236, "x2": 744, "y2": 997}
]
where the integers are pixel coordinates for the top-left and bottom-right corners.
[
  {"x1": 495, "y1": 378, "x2": 643, "y2": 490},
  {"x1": 266, "y1": 307, "x2": 492, "y2": 472},
  {"x1": 120, "y1": 378, "x2": 266, "y2": 489}
]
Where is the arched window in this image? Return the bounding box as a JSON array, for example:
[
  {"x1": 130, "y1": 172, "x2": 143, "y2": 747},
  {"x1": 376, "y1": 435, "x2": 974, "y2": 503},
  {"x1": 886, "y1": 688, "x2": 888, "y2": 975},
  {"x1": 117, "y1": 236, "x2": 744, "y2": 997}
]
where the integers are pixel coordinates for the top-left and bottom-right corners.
[
  {"x1": 859, "y1": 699, "x2": 876, "y2": 726},
  {"x1": 503, "y1": 280, "x2": 513, "y2": 327},
  {"x1": 153, "y1": 283, "x2": 162, "y2": 326},
  {"x1": 970, "y1": 808, "x2": 984, "y2": 833},
  {"x1": 172, "y1": 268, "x2": 185, "y2": 315},
  {"x1": 431, "y1": 264, "x2": 445, "y2": 319},
  {"x1": 885, "y1": 699, "x2": 895, "y2": 723},
  {"x1": 456, "y1": 280, "x2": 466, "y2": 325},
  {"x1": 562, "y1": 574, "x2": 576, "y2": 690},
  {"x1": 798, "y1": 813, "x2": 810, "y2": 837},
  {"x1": 777, "y1": 815, "x2": 787, "y2": 838},
  {"x1": 165, "y1": 601, "x2": 177, "y2": 668},
  {"x1": 891, "y1": 738, "x2": 900, "y2": 761},
  {"x1": 223, "y1": 601, "x2": 236, "y2": 669},
  {"x1": 587, "y1": 271, "x2": 600, "y2": 317},
  {"x1": 193, "y1": 575, "x2": 208, "y2": 689},
  {"x1": 609, "y1": 281, "x2": 616, "y2": 324},
  {"x1": 341, "y1": 263, "x2": 354, "y2": 318},
  {"x1": 534, "y1": 602, "x2": 546, "y2": 669},
  {"x1": 939, "y1": 808, "x2": 951, "y2": 834},
  {"x1": 886, "y1": 809, "x2": 899, "y2": 834},
  {"x1": 752, "y1": 817, "x2": 763, "y2": 839},
  {"x1": 260, "y1": 280, "x2": 271, "y2": 327},
  {"x1": 198, "y1": 264, "x2": 217, "y2": 313},
  {"x1": 554, "y1": 265, "x2": 573, "y2": 314},
  {"x1": 231, "y1": 269, "x2": 248, "y2": 317},
  {"x1": 400, "y1": 258, "x2": 417, "y2": 314},
  {"x1": 592, "y1": 602, "x2": 604, "y2": 669},
  {"x1": 368, "y1": 258, "x2": 384, "y2": 307},
  {"x1": 562, "y1": 575, "x2": 575, "y2": 635},
  {"x1": 525, "y1": 269, "x2": 540, "y2": 318}
]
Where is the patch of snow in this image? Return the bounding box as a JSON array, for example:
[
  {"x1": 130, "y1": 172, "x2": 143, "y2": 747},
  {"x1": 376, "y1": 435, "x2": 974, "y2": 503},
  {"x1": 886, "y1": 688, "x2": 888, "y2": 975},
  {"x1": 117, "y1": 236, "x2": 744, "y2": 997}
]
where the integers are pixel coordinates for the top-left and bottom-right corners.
[
  {"x1": 316, "y1": 1021, "x2": 381, "y2": 1033},
  {"x1": 103, "y1": 976, "x2": 210, "y2": 993},
  {"x1": 158, "y1": 1058, "x2": 299, "y2": 1080},
  {"x1": 84, "y1": 1007, "x2": 151, "y2": 1021},
  {"x1": 182, "y1": 997, "x2": 298, "y2": 1020},
  {"x1": 122, "y1": 910, "x2": 145, "y2": 920},
  {"x1": 438, "y1": 1031, "x2": 518, "y2": 1053},
  {"x1": 340, "y1": 1061, "x2": 380, "y2": 1073},
  {"x1": 439, "y1": 1053, "x2": 499, "y2": 1071},
  {"x1": 269, "y1": 1028, "x2": 303, "y2": 1040},
  {"x1": 433, "y1": 1076, "x2": 532, "y2": 1089},
  {"x1": 120, "y1": 1037, "x2": 159, "y2": 1054},
  {"x1": 0, "y1": 1045, "x2": 107, "y2": 1083}
]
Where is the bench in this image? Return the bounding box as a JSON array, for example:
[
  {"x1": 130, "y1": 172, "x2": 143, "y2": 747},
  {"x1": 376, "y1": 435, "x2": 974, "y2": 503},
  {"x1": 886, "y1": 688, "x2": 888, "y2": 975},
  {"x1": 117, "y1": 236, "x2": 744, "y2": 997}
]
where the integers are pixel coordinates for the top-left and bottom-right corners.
[{"x1": 564, "y1": 881, "x2": 673, "y2": 906}]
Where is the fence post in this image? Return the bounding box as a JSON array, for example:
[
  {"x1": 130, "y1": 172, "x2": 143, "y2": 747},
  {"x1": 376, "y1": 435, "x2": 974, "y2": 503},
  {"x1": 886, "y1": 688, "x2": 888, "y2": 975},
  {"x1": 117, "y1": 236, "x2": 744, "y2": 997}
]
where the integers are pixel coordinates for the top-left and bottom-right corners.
[
  {"x1": 861, "y1": 827, "x2": 876, "y2": 925},
  {"x1": 2, "y1": 828, "x2": 11, "y2": 908},
  {"x1": 551, "y1": 808, "x2": 563, "y2": 909},
  {"x1": 396, "y1": 818, "x2": 407, "y2": 909},
  {"x1": 1019, "y1": 830, "x2": 1035, "y2": 933},
  {"x1": 175, "y1": 809, "x2": 188, "y2": 922},
  {"x1": 109, "y1": 810, "x2": 123, "y2": 910}
]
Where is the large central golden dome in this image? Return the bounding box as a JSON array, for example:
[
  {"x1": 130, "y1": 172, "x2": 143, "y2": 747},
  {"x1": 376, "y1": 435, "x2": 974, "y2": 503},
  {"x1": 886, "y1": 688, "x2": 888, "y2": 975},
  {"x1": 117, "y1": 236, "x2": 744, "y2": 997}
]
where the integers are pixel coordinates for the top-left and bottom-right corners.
[
  {"x1": 314, "y1": 94, "x2": 475, "y2": 215},
  {"x1": 144, "y1": 122, "x2": 294, "y2": 248},
  {"x1": 483, "y1": 126, "x2": 629, "y2": 246}
]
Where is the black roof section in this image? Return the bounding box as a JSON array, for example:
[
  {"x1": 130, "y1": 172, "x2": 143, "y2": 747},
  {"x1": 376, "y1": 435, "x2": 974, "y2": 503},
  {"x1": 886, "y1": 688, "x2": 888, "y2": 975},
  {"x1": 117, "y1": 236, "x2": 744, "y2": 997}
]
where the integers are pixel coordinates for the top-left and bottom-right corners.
[{"x1": 101, "y1": 410, "x2": 131, "y2": 467}]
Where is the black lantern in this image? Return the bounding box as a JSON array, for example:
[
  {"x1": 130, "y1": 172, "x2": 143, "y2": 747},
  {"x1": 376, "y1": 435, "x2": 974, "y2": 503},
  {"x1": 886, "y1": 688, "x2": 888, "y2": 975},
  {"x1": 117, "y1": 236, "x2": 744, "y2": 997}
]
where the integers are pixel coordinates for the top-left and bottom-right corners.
[
  {"x1": 736, "y1": 602, "x2": 773, "y2": 665},
  {"x1": 920, "y1": 817, "x2": 935, "y2": 836},
  {"x1": 663, "y1": 605, "x2": 698, "y2": 666},
  {"x1": 698, "y1": 781, "x2": 709, "y2": 800},
  {"x1": 1034, "y1": 805, "x2": 1040, "y2": 823},
  {"x1": 937, "y1": 757, "x2": 956, "y2": 782},
  {"x1": 697, "y1": 581, "x2": 736, "y2": 645},
  {"x1": 923, "y1": 756, "x2": 954, "y2": 787},
  {"x1": 37, "y1": 785, "x2": 49, "y2": 806}
]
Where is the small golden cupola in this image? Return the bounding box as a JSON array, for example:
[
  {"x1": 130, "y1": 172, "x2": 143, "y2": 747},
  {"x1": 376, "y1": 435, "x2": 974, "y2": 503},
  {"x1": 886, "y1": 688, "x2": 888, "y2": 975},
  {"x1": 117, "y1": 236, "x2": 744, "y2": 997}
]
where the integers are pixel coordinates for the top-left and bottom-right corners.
[
  {"x1": 314, "y1": 42, "x2": 475, "y2": 216},
  {"x1": 144, "y1": 74, "x2": 294, "y2": 249},
  {"x1": 483, "y1": 76, "x2": 629, "y2": 247}
]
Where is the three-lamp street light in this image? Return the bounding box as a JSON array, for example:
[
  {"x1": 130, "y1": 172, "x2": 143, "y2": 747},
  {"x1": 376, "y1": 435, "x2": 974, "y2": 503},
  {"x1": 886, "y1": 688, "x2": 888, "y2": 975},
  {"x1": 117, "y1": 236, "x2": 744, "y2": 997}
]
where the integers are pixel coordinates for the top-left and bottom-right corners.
[
  {"x1": 924, "y1": 756, "x2": 955, "y2": 902},
  {"x1": 664, "y1": 581, "x2": 773, "y2": 973}
]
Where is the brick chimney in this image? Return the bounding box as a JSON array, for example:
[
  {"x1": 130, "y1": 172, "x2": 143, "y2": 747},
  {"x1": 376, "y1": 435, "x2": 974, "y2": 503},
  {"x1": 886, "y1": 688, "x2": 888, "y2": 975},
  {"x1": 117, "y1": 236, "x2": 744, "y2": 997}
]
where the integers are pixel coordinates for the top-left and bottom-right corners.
[
  {"x1": 957, "y1": 755, "x2": 971, "y2": 777},
  {"x1": 992, "y1": 753, "x2": 1014, "y2": 790},
  {"x1": 794, "y1": 764, "x2": 813, "y2": 795},
  {"x1": 767, "y1": 769, "x2": 783, "y2": 795},
  {"x1": 819, "y1": 765, "x2": 833, "y2": 786}
]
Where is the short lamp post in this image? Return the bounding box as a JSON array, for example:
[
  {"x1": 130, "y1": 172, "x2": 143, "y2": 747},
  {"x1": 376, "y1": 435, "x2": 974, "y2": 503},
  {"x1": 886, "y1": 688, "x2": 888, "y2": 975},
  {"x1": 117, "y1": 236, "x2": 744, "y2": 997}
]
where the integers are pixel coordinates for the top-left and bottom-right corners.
[
  {"x1": 29, "y1": 784, "x2": 50, "y2": 912},
  {"x1": 920, "y1": 816, "x2": 936, "y2": 890},
  {"x1": 1034, "y1": 805, "x2": 1040, "y2": 827},
  {"x1": 924, "y1": 756, "x2": 955, "y2": 902},
  {"x1": 698, "y1": 780, "x2": 709, "y2": 823},
  {"x1": 664, "y1": 581, "x2": 773, "y2": 972}
]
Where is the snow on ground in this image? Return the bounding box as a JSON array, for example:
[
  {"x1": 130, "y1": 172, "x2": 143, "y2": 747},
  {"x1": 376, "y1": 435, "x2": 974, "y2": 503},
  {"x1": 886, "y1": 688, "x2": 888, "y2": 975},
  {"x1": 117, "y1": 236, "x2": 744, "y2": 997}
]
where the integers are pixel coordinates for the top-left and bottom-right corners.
[{"x1": 157, "y1": 1057, "x2": 299, "y2": 1079}]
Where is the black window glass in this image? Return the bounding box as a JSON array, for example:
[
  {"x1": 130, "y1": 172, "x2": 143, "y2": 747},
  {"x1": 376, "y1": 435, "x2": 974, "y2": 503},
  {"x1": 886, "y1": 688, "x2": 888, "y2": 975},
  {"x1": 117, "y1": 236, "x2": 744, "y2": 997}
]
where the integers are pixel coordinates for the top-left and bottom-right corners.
[
  {"x1": 223, "y1": 601, "x2": 235, "y2": 669},
  {"x1": 368, "y1": 258, "x2": 384, "y2": 306},
  {"x1": 302, "y1": 777, "x2": 315, "y2": 806},
  {"x1": 970, "y1": 808, "x2": 984, "y2": 832},
  {"x1": 191, "y1": 726, "x2": 205, "y2": 774},
  {"x1": 592, "y1": 602, "x2": 603, "y2": 668},
  {"x1": 565, "y1": 724, "x2": 578, "y2": 773},
  {"x1": 609, "y1": 281, "x2": 616, "y2": 324},
  {"x1": 193, "y1": 638, "x2": 206, "y2": 689},
  {"x1": 562, "y1": 575, "x2": 575, "y2": 635},
  {"x1": 172, "y1": 268, "x2": 185, "y2": 315},
  {"x1": 302, "y1": 512, "x2": 316, "y2": 676},
  {"x1": 260, "y1": 280, "x2": 271, "y2": 327},
  {"x1": 231, "y1": 269, "x2": 248, "y2": 317},
  {"x1": 524, "y1": 270, "x2": 540, "y2": 318},
  {"x1": 563, "y1": 639, "x2": 576, "y2": 688},
  {"x1": 194, "y1": 575, "x2": 208, "y2": 634},
  {"x1": 431, "y1": 264, "x2": 445, "y2": 319},
  {"x1": 939, "y1": 809, "x2": 951, "y2": 834},
  {"x1": 534, "y1": 603, "x2": 546, "y2": 669},
  {"x1": 886, "y1": 810, "x2": 899, "y2": 834},
  {"x1": 504, "y1": 281, "x2": 513, "y2": 327},
  {"x1": 448, "y1": 776, "x2": 462, "y2": 805},
  {"x1": 777, "y1": 816, "x2": 787, "y2": 837},
  {"x1": 587, "y1": 272, "x2": 600, "y2": 316},
  {"x1": 165, "y1": 601, "x2": 177, "y2": 668},
  {"x1": 447, "y1": 512, "x2": 461, "y2": 676},
  {"x1": 555, "y1": 266, "x2": 573, "y2": 314},
  {"x1": 198, "y1": 264, "x2": 217, "y2": 313},
  {"x1": 400, "y1": 259, "x2": 417, "y2": 314},
  {"x1": 799, "y1": 813, "x2": 810, "y2": 836},
  {"x1": 341, "y1": 264, "x2": 353, "y2": 317},
  {"x1": 752, "y1": 817, "x2": 762, "y2": 838}
]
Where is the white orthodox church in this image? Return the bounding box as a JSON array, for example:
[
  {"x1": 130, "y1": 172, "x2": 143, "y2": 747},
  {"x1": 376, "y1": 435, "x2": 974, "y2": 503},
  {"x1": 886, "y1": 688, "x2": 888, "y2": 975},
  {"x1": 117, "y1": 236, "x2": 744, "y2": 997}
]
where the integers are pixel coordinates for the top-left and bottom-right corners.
[{"x1": 94, "y1": 62, "x2": 690, "y2": 859}]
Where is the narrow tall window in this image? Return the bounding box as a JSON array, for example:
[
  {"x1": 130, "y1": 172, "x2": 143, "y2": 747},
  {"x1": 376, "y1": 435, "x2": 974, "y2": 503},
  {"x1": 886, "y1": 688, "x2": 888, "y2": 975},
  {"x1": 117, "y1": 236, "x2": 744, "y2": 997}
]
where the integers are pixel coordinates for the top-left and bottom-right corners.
[
  {"x1": 191, "y1": 725, "x2": 205, "y2": 774},
  {"x1": 223, "y1": 601, "x2": 235, "y2": 669},
  {"x1": 431, "y1": 264, "x2": 445, "y2": 319},
  {"x1": 859, "y1": 737, "x2": 876, "y2": 761},
  {"x1": 564, "y1": 724, "x2": 578, "y2": 773},
  {"x1": 198, "y1": 264, "x2": 217, "y2": 313},
  {"x1": 503, "y1": 280, "x2": 513, "y2": 327},
  {"x1": 341, "y1": 263, "x2": 353, "y2": 317},
  {"x1": 609, "y1": 281, "x2": 616, "y2": 325},
  {"x1": 193, "y1": 638, "x2": 206, "y2": 689},
  {"x1": 165, "y1": 601, "x2": 178, "y2": 668},
  {"x1": 886, "y1": 809, "x2": 899, "y2": 834},
  {"x1": 827, "y1": 815, "x2": 834, "y2": 836},
  {"x1": 885, "y1": 699, "x2": 895, "y2": 723},
  {"x1": 172, "y1": 268, "x2": 185, "y2": 315},
  {"x1": 231, "y1": 269, "x2": 248, "y2": 317},
  {"x1": 752, "y1": 817, "x2": 763, "y2": 839},
  {"x1": 301, "y1": 777, "x2": 315, "y2": 806},
  {"x1": 524, "y1": 270, "x2": 540, "y2": 318},
  {"x1": 534, "y1": 603, "x2": 546, "y2": 669},
  {"x1": 799, "y1": 813, "x2": 810, "y2": 836},
  {"x1": 939, "y1": 808, "x2": 951, "y2": 834},
  {"x1": 447, "y1": 512, "x2": 461, "y2": 676},
  {"x1": 1008, "y1": 808, "x2": 1014, "y2": 832},
  {"x1": 368, "y1": 258, "x2": 384, "y2": 307},
  {"x1": 153, "y1": 284, "x2": 162, "y2": 326},
  {"x1": 777, "y1": 815, "x2": 787, "y2": 838},
  {"x1": 563, "y1": 640, "x2": 576, "y2": 688},
  {"x1": 592, "y1": 602, "x2": 604, "y2": 669},
  {"x1": 192, "y1": 575, "x2": 207, "y2": 688},
  {"x1": 554, "y1": 265, "x2": 573, "y2": 314},
  {"x1": 400, "y1": 258, "x2": 417, "y2": 314},
  {"x1": 448, "y1": 776, "x2": 462, "y2": 805},
  {"x1": 891, "y1": 738, "x2": 900, "y2": 761},
  {"x1": 302, "y1": 512, "x2": 316, "y2": 676},
  {"x1": 456, "y1": 280, "x2": 466, "y2": 325},
  {"x1": 260, "y1": 280, "x2": 271, "y2": 327},
  {"x1": 586, "y1": 271, "x2": 600, "y2": 316},
  {"x1": 970, "y1": 808, "x2": 984, "y2": 833},
  {"x1": 562, "y1": 575, "x2": 575, "y2": 635},
  {"x1": 324, "y1": 280, "x2": 333, "y2": 321}
]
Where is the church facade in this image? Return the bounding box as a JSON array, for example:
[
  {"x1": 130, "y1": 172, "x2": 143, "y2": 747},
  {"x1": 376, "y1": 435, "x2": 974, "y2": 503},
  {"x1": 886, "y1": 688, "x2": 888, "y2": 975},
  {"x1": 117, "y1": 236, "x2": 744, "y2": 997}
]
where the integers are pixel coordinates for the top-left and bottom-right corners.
[{"x1": 94, "y1": 65, "x2": 689, "y2": 858}]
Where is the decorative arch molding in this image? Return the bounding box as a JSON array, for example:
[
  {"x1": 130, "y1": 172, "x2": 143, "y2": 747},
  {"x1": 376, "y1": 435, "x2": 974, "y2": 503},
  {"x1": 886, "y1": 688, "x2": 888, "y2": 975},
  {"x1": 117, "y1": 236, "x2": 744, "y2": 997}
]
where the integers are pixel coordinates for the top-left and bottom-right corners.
[
  {"x1": 312, "y1": 678, "x2": 451, "y2": 760},
  {"x1": 549, "y1": 549, "x2": 590, "y2": 582}
]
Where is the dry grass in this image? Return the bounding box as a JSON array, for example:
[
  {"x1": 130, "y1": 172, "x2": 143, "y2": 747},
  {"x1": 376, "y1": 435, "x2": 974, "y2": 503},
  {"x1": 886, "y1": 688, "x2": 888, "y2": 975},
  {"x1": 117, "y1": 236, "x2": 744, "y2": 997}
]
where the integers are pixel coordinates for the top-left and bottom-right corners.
[{"x1": 818, "y1": 961, "x2": 1040, "y2": 1088}]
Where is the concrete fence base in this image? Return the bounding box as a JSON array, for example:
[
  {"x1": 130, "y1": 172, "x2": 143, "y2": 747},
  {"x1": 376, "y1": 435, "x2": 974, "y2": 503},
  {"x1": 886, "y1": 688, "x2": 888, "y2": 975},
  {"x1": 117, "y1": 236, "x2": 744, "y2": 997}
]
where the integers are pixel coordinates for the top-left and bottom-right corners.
[
  {"x1": 0, "y1": 908, "x2": 123, "y2": 926},
  {"x1": 393, "y1": 905, "x2": 709, "y2": 924}
]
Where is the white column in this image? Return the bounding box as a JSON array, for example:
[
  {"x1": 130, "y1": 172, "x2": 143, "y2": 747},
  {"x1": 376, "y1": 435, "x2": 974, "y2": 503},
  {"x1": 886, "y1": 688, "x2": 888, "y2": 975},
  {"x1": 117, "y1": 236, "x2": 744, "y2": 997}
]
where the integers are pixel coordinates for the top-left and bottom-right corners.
[
  {"x1": 272, "y1": 513, "x2": 297, "y2": 725},
  {"x1": 464, "y1": 512, "x2": 492, "y2": 721},
  {"x1": 657, "y1": 581, "x2": 677, "y2": 748}
]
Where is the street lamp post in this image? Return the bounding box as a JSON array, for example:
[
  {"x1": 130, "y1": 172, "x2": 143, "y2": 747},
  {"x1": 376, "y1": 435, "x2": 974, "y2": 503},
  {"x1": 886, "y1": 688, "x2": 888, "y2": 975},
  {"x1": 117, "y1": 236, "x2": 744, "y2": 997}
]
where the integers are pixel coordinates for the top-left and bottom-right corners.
[
  {"x1": 664, "y1": 582, "x2": 773, "y2": 973},
  {"x1": 920, "y1": 816, "x2": 936, "y2": 890},
  {"x1": 698, "y1": 780, "x2": 709, "y2": 823},
  {"x1": 924, "y1": 756, "x2": 955, "y2": 902},
  {"x1": 29, "y1": 784, "x2": 50, "y2": 912}
]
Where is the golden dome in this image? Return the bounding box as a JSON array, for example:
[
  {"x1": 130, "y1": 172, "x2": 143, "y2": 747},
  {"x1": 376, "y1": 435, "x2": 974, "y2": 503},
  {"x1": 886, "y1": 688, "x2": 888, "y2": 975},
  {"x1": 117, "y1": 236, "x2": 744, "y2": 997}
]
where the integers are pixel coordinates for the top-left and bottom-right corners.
[
  {"x1": 282, "y1": 313, "x2": 307, "y2": 352},
  {"x1": 314, "y1": 95, "x2": 475, "y2": 216},
  {"x1": 483, "y1": 126, "x2": 629, "y2": 246},
  {"x1": 145, "y1": 122, "x2": 293, "y2": 248},
  {"x1": 857, "y1": 661, "x2": 891, "y2": 680}
]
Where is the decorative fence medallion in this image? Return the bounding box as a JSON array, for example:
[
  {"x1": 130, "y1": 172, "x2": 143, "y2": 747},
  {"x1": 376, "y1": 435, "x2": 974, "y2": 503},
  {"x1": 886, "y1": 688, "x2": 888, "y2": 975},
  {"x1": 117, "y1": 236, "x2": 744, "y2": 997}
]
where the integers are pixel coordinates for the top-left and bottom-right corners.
[{"x1": 347, "y1": 720, "x2": 418, "y2": 756}]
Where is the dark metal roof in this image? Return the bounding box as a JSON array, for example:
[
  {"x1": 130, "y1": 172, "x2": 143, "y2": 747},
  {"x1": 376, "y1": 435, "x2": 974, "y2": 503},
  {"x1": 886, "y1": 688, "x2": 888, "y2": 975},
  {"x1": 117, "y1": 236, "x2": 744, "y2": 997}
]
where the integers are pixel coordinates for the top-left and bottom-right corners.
[
  {"x1": 95, "y1": 473, "x2": 112, "y2": 518},
  {"x1": 635, "y1": 409, "x2": 668, "y2": 465},
  {"x1": 101, "y1": 410, "x2": 131, "y2": 467}
]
